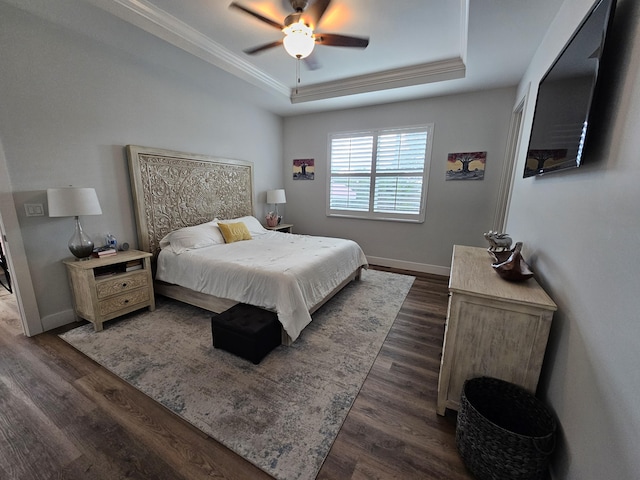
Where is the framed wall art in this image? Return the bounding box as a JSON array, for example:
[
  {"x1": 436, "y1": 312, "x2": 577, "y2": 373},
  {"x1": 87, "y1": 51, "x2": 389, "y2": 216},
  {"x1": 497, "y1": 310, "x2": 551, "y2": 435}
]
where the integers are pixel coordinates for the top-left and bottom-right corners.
[
  {"x1": 446, "y1": 151, "x2": 486, "y2": 180},
  {"x1": 293, "y1": 158, "x2": 314, "y2": 180}
]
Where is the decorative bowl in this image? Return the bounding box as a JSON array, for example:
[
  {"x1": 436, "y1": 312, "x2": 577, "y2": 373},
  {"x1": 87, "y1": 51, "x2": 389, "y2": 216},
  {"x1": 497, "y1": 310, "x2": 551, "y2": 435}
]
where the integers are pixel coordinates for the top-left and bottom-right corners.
[
  {"x1": 490, "y1": 242, "x2": 534, "y2": 282},
  {"x1": 488, "y1": 249, "x2": 512, "y2": 264}
]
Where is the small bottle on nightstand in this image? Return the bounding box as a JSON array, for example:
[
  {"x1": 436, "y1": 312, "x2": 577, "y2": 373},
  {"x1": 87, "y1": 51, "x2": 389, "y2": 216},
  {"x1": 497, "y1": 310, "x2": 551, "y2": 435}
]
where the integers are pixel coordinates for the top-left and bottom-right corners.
[{"x1": 105, "y1": 233, "x2": 117, "y2": 250}]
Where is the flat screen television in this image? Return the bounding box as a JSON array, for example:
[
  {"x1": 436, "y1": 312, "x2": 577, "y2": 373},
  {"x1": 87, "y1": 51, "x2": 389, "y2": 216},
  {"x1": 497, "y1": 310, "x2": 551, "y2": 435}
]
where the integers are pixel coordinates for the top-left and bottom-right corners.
[{"x1": 524, "y1": 0, "x2": 616, "y2": 177}]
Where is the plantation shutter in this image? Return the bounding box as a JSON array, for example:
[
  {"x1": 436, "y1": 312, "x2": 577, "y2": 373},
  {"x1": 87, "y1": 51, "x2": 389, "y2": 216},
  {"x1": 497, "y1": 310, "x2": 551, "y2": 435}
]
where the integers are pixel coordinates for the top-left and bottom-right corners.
[
  {"x1": 374, "y1": 130, "x2": 427, "y2": 214},
  {"x1": 328, "y1": 125, "x2": 432, "y2": 222},
  {"x1": 329, "y1": 135, "x2": 373, "y2": 211}
]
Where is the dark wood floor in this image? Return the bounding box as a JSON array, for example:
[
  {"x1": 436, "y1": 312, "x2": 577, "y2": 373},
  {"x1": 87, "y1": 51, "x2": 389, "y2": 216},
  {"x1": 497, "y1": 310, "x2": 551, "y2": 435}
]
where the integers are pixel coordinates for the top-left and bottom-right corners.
[{"x1": 0, "y1": 267, "x2": 473, "y2": 480}]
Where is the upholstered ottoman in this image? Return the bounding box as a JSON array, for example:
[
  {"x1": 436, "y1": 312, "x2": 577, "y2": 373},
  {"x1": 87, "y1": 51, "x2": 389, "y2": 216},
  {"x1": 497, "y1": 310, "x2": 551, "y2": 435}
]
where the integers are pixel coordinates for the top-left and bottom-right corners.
[{"x1": 211, "y1": 303, "x2": 281, "y2": 364}]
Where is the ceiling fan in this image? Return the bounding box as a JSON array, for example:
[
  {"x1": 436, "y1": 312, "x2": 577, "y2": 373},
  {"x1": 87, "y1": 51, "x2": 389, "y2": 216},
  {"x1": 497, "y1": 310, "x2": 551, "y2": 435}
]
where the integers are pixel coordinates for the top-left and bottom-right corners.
[{"x1": 229, "y1": 0, "x2": 369, "y2": 68}]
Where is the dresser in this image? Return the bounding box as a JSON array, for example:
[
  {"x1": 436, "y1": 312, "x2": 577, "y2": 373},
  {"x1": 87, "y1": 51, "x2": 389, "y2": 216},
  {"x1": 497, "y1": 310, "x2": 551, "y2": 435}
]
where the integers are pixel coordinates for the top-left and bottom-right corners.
[
  {"x1": 64, "y1": 249, "x2": 155, "y2": 331},
  {"x1": 437, "y1": 245, "x2": 557, "y2": 415}
]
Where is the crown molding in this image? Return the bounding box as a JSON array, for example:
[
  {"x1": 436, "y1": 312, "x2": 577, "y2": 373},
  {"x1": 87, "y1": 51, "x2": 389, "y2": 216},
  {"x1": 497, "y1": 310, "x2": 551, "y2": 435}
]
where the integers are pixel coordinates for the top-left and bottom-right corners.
[
  {"x1": 81, "y1": 0, "x2": 467, "y2": 105},
  {"x1": 82, "y1": 0, "x2": 290, "y2": 97},
  {"x1": 290, "y1": 58, "x2": 466, "y2": 103}
]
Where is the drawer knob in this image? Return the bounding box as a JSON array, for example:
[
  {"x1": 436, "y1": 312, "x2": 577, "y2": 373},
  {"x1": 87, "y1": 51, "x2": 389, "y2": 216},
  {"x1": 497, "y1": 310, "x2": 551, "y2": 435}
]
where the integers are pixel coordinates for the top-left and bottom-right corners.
[
  {"x1": 122, "y1": 283, "x2": 128, "y2": 288},
  {"x1": 124, "y1": 299, "x2": 129, "y2": 304}
]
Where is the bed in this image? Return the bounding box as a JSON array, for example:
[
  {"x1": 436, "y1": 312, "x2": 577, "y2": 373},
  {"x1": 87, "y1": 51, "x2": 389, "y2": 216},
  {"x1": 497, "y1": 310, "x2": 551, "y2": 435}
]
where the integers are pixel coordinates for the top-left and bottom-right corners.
[{"x1": 126, "y1": 145, "x2": 368, "y2": 344}]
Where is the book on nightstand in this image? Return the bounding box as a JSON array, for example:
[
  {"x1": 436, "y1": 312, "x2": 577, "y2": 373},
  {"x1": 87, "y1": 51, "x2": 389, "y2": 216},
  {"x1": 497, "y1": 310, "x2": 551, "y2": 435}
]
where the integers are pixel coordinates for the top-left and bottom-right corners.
[
  {"x1": 92, "y1": 247, "x2": 117, "y2": 258},
  {"x1": 125, "y1": 260, "x2": 143, "y2": 272}
]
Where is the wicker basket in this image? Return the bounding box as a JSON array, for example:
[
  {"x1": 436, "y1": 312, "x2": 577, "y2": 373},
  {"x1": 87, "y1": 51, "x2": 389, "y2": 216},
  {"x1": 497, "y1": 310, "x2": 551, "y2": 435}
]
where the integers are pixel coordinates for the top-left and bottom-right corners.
[{"x1": 456, "y1": 377, "x2": 556, "y2": 480}]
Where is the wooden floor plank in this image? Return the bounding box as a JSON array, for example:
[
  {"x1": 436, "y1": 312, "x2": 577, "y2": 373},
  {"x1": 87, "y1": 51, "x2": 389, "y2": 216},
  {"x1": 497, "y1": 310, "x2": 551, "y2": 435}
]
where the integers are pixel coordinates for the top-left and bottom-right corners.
[
  {"x1": 0, "y1": 377, "x2": 81, "y2": 479},
  {"x1": 74, "y1": 368, "x2": 271, "y2": 480},
  {"x1": 0, "y1": 268, "x2": 473, "y2": 480}
]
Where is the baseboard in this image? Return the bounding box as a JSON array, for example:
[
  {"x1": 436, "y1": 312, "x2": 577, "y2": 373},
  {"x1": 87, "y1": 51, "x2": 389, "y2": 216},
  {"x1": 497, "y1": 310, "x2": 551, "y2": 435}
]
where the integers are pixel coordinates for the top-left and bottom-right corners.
[
  {"x1": 42, "y1": 259, "x2": 448, "y2": 332},
  {"x1": 41, "y1": 308, "x2": 78, "y2": 332},
  {"x1": 366, "y1": 256, "x2": 450, "y2": 277}
]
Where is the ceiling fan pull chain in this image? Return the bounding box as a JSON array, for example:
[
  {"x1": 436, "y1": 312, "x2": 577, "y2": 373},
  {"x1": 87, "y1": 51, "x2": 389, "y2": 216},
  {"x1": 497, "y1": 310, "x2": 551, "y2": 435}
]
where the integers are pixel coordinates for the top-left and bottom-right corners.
[{"x1": 296, "y1": 56, "x2": 301, "y2": 94}]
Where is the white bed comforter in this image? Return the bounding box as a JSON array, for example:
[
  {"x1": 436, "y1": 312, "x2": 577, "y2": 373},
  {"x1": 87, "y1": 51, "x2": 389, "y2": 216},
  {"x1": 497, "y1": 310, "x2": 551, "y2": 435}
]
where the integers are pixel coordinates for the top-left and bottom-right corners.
[{"x1": 155, "y1": 231, "x2": 368, "y2": 341}]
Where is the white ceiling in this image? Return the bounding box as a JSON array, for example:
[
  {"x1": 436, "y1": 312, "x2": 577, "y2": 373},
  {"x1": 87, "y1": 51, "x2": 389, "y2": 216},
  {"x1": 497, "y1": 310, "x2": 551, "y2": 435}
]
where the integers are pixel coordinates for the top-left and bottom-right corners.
[{"x1": 6, "y1": 0, "x2": 566, "y2": 115}]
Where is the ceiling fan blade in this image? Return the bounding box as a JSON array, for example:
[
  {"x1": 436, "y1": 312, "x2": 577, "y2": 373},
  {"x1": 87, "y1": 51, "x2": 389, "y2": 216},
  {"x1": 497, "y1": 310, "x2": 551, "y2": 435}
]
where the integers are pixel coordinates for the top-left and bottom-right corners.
[
  {"x1": 315, "y1": 33, "x2": 369, "y2": 49},
  {"x1": 244, "y1": 40, "x2": 283, "y2": 55},
  {"x1": 304, "y1": 0, "x2": 331, "y2": 29},
  {"x1": 229, "y1": 2, "x2": 284, "y2": 30}
]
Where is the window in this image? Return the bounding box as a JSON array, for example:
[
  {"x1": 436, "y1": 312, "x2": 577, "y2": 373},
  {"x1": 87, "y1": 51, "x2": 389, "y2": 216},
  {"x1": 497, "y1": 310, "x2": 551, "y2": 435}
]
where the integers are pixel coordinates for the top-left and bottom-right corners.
[{"x1": 328, "y1": 125, "x2": 433, "y2": 222}]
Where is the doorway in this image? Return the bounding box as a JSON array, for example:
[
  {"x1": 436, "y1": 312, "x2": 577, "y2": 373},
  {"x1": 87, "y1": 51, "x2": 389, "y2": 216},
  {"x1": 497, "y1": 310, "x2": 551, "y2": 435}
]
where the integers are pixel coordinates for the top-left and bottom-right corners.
[
  {"x1": 493, "y1": 86, "x2": 529, "y2": 233},
  {"x1": 0, "y1": 234, "x2": 11, "y2": 293},
  {"x1": 0, "y1": 141, "x2": 42, "y2": 336},
  {"x1": 0, "y1": 226, "x2": 21, "y2": 333},
  {"x1": 0, "y1": 256, "x2": 19, "y2": 333}
]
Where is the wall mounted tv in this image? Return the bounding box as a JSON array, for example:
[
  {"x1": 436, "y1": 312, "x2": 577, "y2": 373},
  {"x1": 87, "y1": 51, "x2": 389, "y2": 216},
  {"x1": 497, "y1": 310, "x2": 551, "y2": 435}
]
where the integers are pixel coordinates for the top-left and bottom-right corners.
[{"x1": 524, "y1": 0, "x2": 616, "y2": 178}]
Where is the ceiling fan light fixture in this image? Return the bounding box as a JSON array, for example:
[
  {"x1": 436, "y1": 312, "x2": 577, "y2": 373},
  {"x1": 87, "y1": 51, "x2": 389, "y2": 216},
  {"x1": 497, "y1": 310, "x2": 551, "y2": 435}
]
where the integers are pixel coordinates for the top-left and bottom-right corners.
[{"x1": 282, "y1": 21, "x2": 315, "y2": 59}]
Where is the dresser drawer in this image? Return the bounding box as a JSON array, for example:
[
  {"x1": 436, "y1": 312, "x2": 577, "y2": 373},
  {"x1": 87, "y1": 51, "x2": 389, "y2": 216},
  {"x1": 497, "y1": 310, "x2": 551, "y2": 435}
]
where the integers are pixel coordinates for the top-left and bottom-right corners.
[
  {"x1": 96, "y1": 272, "x2": 148, "y2": 299},
  {"x1": 98, "y1": 287, "x2": 150, "y2": 316}
]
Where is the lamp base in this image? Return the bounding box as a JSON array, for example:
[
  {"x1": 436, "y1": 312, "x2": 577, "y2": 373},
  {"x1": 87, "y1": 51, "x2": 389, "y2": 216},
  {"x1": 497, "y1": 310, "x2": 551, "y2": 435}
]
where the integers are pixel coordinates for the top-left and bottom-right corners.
[
  {"x1": 69, "y1": 216, "x2": 95, "y2": 260},
  {"x1": 275, "y1": 205, "x2": 282, "y2": 224}
]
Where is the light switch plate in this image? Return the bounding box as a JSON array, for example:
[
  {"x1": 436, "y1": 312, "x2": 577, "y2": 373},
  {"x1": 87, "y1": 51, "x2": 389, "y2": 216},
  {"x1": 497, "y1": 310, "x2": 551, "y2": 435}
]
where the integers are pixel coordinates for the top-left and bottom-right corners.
[{"x1": 25, "y1": 203, "x2": 44, "y2": 217}]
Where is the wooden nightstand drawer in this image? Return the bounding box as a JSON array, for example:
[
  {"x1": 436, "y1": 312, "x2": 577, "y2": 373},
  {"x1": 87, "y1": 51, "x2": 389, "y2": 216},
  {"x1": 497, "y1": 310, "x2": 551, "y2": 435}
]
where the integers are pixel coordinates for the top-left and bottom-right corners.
[
  {"x1": 98, "y1": 287, "x2": 150, "y2": 316},
  {"x1": 96, "y1": 272, "x2": 148, "y2": 299}
]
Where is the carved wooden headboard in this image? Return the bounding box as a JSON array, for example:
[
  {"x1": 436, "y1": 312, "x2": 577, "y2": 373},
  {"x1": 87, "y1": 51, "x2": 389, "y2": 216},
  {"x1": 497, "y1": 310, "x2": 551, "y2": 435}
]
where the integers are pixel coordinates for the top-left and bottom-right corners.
[{"x1": 126, "y1": 145, "x2": 254, "y2": 257}]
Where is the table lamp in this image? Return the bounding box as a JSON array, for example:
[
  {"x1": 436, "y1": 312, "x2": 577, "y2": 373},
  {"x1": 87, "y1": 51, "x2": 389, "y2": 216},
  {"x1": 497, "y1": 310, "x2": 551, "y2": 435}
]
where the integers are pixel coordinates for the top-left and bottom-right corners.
[
  {"x1": 47, "y1": 187, "x2": 103, "y2": 260},
  {"x1": 267, "y1": 189, "x2": 286, "y2": 222}
]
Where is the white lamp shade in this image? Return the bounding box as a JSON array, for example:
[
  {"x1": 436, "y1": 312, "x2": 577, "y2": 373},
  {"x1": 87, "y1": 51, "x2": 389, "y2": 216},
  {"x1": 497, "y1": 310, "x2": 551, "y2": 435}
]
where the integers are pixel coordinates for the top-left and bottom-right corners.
[
  {"x1": 283, "y1": 21, "x2": 315, "y2": 59},
  {"x1": 267, "y1": 189, "x2": 287, "y2": 204},
  {"x1": 47, "y1": 187, "x2": 103, "y2": 217}
]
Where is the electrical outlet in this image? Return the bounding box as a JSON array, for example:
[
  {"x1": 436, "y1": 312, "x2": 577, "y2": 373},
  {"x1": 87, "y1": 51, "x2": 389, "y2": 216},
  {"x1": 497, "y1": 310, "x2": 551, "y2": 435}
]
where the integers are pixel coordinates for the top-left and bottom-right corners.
[{"x1": 24, "y1": 203, "x2": 44, "y2": 217}]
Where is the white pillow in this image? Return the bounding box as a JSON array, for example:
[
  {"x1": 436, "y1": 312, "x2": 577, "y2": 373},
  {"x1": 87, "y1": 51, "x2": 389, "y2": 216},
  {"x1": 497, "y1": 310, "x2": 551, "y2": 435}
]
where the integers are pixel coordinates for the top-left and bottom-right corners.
[
  {"x1": 218, "y1": 215, "x2": 268, "y2": 236},
  {"x1": 159, "y1": 221, "x2": 225, "y2": 254}
]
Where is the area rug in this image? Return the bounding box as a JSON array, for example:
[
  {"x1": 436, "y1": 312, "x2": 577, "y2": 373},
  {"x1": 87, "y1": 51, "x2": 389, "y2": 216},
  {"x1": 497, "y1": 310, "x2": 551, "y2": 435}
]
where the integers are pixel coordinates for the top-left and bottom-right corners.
[{"x1": 60, "y1": 269, "x2": 414, "y2": 480}]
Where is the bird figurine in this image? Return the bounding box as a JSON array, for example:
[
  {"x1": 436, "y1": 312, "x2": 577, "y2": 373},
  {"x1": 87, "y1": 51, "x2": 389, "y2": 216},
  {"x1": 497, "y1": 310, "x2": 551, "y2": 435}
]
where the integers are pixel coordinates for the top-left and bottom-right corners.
[{"x1": 484, "y1": 230, "x2": 513, "y2": 252}]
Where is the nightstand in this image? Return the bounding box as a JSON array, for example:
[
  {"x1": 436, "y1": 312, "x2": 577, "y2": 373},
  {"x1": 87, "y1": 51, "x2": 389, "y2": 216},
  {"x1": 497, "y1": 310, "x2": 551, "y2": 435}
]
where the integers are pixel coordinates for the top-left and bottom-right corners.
[
  {"x1": 265, "y1": 223, "x2": 293, "y2": 233},
  {"x1": 63, "y1": 249, "x2": 155, "y2": 331}
]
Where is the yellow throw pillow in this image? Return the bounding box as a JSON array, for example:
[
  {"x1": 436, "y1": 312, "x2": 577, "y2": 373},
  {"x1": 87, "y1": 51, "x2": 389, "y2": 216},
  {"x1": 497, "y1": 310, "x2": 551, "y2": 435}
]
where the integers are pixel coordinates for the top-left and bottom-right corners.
[{"x1": 218, "y1": 222, "x2": 252, "y2": 243}]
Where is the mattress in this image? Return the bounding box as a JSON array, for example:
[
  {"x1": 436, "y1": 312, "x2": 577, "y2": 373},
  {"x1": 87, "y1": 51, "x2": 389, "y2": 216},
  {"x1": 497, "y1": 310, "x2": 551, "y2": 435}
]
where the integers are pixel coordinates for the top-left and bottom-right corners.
[{"x1": 155, "y1": 231, "x2": 368, "y2": 341}]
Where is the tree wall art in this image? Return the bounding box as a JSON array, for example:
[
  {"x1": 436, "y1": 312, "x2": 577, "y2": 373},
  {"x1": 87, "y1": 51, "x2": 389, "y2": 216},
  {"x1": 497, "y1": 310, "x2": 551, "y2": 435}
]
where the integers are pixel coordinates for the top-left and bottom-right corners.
[
  {"x1": 446, "y1": 151, "x2": 486, "y2": 180},
  {"x1": 293, "y1": 158, "x2": 314, "y2": 180}
]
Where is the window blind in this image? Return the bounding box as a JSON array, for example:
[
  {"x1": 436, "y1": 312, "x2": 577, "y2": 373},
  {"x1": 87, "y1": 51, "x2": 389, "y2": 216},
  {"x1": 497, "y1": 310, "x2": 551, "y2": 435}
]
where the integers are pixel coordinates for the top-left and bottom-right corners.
[{"x1": 328, "y1": 126, "x2": 432, "y2": 222}]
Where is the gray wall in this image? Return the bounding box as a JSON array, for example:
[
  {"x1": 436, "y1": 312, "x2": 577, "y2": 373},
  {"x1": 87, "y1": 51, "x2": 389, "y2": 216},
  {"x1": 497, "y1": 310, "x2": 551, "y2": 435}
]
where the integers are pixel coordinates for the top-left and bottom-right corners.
[
  {"x1": 0, "y1": 2, "x2": 283, "y2": 331},
  {"x1": 283, "y1": 87, "x2": 516, "y2": 274},
  {"x1": 508, "y1": 0, "x2": 640, "y2": 478},
  {"x1": 6, "y1": 0, "x2": 638, "y2": 477}
]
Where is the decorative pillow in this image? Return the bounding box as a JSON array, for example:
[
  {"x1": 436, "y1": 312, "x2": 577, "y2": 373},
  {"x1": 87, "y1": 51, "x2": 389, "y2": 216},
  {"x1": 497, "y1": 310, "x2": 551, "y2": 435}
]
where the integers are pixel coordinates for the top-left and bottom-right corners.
[
  {"x1": 218, "y1": 222, "x2": 252, "y2": 243},
  {"x1": 159, "y1": 221, "x2": 225, "y2": 254},
  {"x1": 219, "y1": 216, "x2": 268, "y2": 236}
]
